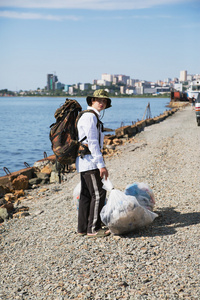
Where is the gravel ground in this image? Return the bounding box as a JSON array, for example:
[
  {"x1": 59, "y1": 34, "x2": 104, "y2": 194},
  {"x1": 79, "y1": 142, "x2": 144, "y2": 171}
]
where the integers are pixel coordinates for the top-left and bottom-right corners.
[{"x1": 1, "y1": 105, "x2": 199, "y2": 300}]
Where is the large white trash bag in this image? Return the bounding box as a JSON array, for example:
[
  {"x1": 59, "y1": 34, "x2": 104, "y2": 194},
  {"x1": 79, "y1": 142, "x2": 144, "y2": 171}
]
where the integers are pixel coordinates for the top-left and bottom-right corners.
[
  {"x1": 100, "y1": 178, "x2": 158, "y2": 235},
  {"x1": 125, "y1": 182, "x2": 155, "y2": 211}
]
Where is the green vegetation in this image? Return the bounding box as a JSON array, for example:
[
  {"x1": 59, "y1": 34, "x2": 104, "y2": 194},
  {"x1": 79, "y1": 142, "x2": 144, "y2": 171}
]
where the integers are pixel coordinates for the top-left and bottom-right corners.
[{"x1": 0, "y1": 89, "x2": 16, "y2": 96}]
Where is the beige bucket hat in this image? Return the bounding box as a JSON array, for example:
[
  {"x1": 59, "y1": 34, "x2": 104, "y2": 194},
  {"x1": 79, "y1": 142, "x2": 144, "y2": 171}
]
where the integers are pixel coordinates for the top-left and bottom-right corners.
[{"x1": 86, "y1": 89, "x2": 112, "y2": 109}]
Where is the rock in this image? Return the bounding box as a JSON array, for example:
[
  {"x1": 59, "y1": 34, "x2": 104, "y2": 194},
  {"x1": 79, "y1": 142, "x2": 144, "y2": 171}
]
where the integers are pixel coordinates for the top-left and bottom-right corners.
[
  {"x1": 0, "y1": 207, "x2": 8, "y2": 220},
  {"x1": 50, "y1": 171, "x2": 60, "y2": 183},
  {"x1": 29, "y1": 178, "x2": 42, "y2": 185},
  {"x1": 40, "y1": 165, "x2": 52, "y2": 175},
  {"x1": 0, "y1": 198, "x2": 7, "y2": 206},
  {"x1": 12, "y1": 175, "x2": 29, "y2": 190},
  {"x1": 0, "y1": 185, "x2": 10, "y2": 198},
  {"x1": 13, "y1": 211, "x2": 30, "y2": 218},
  {"x1": 106, "y1": 145, "x2": 116, "y2": 150},
  {"x1": 4, "y1": 193, "x2": 16, "y2": 202},
  {"x1": 113, "y1": 138, "x2": 123, "y2": 145},
  {"x1": 104, "y1": 138, "x2": 113, "y2": 145},
  {"x1": 33, "y1": 160, "x2": 49, "y2": 169},
  {"x1": 14, "y1": 190, "x2": 25, "y2": 198},
  {"x1": 15, "y1": 206, "x2": 29, "y2": 212},
  {"x1": 1, "y1": 202, "x2": 14, "y2": 213},
  {"x1": 36, "y1": 172, "x2": 50, "y2": 180}
]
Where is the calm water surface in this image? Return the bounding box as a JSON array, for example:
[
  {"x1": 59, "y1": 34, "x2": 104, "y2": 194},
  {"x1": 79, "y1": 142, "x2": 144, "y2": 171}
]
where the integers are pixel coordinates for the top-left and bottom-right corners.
[{"x1": 0, "y1": 96, "x2": 170, "y2": 176}]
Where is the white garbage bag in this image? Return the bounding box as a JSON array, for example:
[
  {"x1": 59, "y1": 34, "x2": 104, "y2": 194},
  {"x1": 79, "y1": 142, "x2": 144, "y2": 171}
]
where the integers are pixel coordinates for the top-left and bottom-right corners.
[
  {"x1": 100, "y1": 178, "x2": 158, "y2": 235},
  {"x1": 125, "y1": 182, "x2": 155, "y2": 211}
]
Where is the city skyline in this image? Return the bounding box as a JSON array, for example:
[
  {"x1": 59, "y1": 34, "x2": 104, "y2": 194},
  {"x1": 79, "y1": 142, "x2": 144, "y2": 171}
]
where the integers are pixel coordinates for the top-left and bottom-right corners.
[{"x1": 0, "y1": 0, "x2": 200, "y2": 91}]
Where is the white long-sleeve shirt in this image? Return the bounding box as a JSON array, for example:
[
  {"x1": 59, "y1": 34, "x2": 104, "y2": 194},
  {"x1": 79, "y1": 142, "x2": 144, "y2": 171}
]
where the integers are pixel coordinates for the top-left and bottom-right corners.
[{"x1": 75, "y1": 106, "x2": 105, "y2": 173}]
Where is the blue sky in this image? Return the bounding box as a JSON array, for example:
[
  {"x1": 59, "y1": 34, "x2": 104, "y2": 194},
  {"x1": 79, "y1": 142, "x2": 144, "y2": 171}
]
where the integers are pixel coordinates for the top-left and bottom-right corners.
[{"x1": 0, "y1": 0, "x2": 199, "y2": 91}]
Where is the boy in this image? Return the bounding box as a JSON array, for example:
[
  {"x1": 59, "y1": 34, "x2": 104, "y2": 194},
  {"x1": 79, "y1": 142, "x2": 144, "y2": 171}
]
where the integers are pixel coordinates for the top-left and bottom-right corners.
[{"x1": 75, "y1": 90, "x2": 112, "y2": 237}]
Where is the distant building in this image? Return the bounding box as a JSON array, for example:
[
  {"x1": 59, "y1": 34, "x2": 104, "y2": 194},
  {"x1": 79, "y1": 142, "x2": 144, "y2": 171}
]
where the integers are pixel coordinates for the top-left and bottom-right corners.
[
  {"x1": 68, "y1": 86, "x2": 74, "y2": 95},
  {"x1": 126, "y1": 88, "x2": 135, "y2": 95},
  {"x1": 155, "y1": 86, "x2": 170, "y2": 94},
  {"x1": 80, "y1": 83, "x2": 90, "y2": 91},
  {"x1": 127, "y1": 79, "x2": 135, "y2": 86},
  {"x1": 156, "y1": 80, "x2": 163, "y2": 86},
  {"x1": 135, "y1": 81, "x2": 151, "y2": 88},
  {"x1": 101, "y1": 73, "x2": 113, "y2": 82},
  {"x1": 112, "y1": 75, "x2": 119, "y2": 84},
  {"x1": 179, "y1": 70, "x2": 187, "y2": 82},
  {"x1": 64, "y1": 85, "x2": 70, "y2": 92},
  {"x1": 97, "y1": 79, "x2": 111, "y2": 86},
  {"x1": 92, "y1": 84, "x2": 100, "y2": 90},
  {"x1": 187, "y1": 74, "x2": 192, "y2": 81},
  {"x1": 135, "y1": 86, "x2": 144, "y2": 94},
  {"x1": 55, "y1": 82, "x2": 64, "y2": 90},
  {"x1": 117, "y1": 75, "x2": 130, "y2": 85},
  {"x1": 75, "y1": 83, "x2": 81, "y2": 89},
  {"x1": 173, "y1": 78, "x2": 179, "y2": 83},
  {"x1": 193, "y1": 74, "x2": 200, "y2": 80},
  {"x1": 164, "y1": 78, "x2": 171, "y2": 84},
  {"x1": 120, "y1": 86, "x2": 126, "y2": 94},
  {"x1": 144, "y1": 88, "x2": 156, "y2": 94},
  {"x1": 174, "y1": 83, "x2": 183, "y2": 92},
  {"x1": 47, "y1": 74, "x2": 58, "y2": 91}
]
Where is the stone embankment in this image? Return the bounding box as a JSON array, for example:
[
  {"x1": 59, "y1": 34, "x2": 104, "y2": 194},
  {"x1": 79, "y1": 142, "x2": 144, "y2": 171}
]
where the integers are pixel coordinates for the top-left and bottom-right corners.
[{"x1": 1, "y1": 102, "x2": 199, "y2": 299}]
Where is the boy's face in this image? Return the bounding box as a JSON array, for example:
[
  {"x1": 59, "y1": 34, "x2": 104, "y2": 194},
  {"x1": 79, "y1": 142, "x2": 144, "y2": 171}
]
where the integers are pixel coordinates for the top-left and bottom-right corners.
[{"x1": 91, "y1": 98, "x2": 107, "y2": 112}]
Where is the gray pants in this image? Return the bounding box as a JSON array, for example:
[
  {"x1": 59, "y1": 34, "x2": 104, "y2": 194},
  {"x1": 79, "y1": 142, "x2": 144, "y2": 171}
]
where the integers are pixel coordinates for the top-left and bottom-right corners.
[{"x1": 78, "y1": 169, "x2": 106, "y2": 234}]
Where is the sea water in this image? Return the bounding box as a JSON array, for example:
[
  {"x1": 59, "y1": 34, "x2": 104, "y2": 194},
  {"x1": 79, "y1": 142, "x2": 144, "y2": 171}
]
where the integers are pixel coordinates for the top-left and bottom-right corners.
[{"x1": 0, "y1": 96, "x2": 170, "y2": 176}]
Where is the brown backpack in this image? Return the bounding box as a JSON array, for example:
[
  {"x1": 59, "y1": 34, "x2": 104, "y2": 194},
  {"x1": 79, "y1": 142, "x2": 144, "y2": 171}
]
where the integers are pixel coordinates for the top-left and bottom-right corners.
[{"x1": 49, "y1": 98, "x2": 101, "y2": 171}]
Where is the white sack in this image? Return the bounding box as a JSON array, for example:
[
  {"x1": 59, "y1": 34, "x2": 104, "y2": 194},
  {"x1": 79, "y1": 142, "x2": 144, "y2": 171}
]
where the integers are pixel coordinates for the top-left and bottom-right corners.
[{"x1": 100, "y1": 178, "x2": 158, "y2": 235}]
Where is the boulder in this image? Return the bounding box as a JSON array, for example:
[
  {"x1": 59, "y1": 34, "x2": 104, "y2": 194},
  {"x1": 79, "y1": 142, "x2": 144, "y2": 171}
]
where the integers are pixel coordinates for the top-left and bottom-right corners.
[
  {"x1": 0, "y1": 185, "x2": 10, "y2": 198},
  {"x1": 1, "y1": 202, "x2": 14, "y2": 213},
  {"x1": 50, "y1": 171, "x2": 60, "y2": 183},
  {"x1": 112, "y1": 138, "x2": 123, "y2": 145},
  {"x1": 14, "y1": 189, "x2": 25, "y2": 198},
  {"x1": 12, "y1": 175, "x2": 29, "y2": 190},
  {"x1": 104, "y1": 138, "x2": 113, "y2": 146},
  {"x1": 0, "y1": 207, "x2": 8, "y2": 220},
  {"x1": 41, "y1": 165, "x2": 52, "y2": 175},
  {"x1": 36, "y1": 172, "x2": 49, "y2": 180},
  {"x1": 4, "y1": 193, "x2": 16, "y2": 202},
  {"x1": 29, "y1": 178, "x2": 42, "y2": 185}
]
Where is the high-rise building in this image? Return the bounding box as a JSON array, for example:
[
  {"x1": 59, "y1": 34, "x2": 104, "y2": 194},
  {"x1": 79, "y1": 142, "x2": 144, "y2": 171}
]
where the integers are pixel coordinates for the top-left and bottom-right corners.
[
  {"x1": 117, "y1": 75, "x2": 130, "y2": 85},
  {"x1": 101, "y1": 73, "x2": 113, "y2": 82},
  {"x1": 47, "y1": 74, "x2": 58, "y2": 91},
  {"x1": 179, "y1": 70, "x2": 187, "y2": 82}
]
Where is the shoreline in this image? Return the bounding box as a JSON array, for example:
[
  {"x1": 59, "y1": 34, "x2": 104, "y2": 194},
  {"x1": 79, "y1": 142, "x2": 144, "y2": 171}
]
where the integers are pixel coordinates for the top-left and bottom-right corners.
[{"x1": 1, "y1": 103, "x2": 199, "y2": 299}]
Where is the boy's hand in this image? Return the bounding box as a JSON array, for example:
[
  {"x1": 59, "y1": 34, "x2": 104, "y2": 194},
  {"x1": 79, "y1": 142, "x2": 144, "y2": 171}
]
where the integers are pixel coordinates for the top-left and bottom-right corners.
[{"x1": 100, "y1": 167, "x2": 108, "y2": 180}]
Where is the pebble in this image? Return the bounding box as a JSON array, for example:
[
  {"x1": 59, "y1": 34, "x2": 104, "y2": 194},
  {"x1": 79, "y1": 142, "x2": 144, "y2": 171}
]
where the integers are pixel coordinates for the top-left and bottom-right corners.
[{"x1": 0, "y1": 105, "x2": 199, "y2": 299}]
